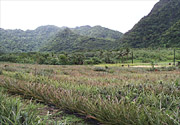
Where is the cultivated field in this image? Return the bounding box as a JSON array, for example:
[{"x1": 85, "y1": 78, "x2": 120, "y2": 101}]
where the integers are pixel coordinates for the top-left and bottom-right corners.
[{"x1": 0, "y1": 63, "x2": 180, "y2": 124}]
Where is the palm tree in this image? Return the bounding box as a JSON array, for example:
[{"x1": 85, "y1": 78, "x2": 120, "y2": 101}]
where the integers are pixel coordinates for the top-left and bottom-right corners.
[{"x1": 126, "y1": 48, "x2": 130, "y2": 62}]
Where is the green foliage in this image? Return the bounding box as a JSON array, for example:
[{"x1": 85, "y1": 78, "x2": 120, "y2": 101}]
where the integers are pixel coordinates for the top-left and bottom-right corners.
[
  {"x1": 0, "y1": 54, "x2": 18, "y2": 62},
  {"x1": 160, "y1": 20, "x2": 180, "y2": 47},
  {"x1": 157, "y1": 66, "x2": 177, "y2": 71},
  {"x1": 0, "y1": 64, "x2": 179, "y2": 125},
  {"x1": 0, "y1": 48, "x2": 180, "y2": 65},
  {"x1": 72, "y1": 25, "x2": 123, "y2": 40},
  {"x1": 94, "y1": 67, "x2": 107, "y2": 72},
  {"x1": 41, "y1": 28, "x2": 119, "y2": 52},
  {"x1": 120, "y1": 0, "x2": 180, "y2": 48},
  {"x1": 0, "y1": 25, "x2": 60, "y2": 53},
  {"x1": 0, "y1": 25, "x2": 123, "y2": 53},
  {"x1": 91, "y1": 57, "x2": 102, "y2": 64},
  {"x1": 71, "y1": 53, "x2": 85, "y2": 65},
  {"x1": 84, "y1": 59, "x2": 94, "y2": 65},
  {"x1": 58, "y1": 54, "x2": 68, "y2": 65},
  {"x1": 0, "y1": 88, "x2": 44, "y2": 124}
]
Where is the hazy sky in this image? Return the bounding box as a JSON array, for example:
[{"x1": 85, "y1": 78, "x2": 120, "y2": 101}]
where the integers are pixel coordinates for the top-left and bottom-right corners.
[{"x1": 0, "y1": 0, "x2": 159, "y2": 33}]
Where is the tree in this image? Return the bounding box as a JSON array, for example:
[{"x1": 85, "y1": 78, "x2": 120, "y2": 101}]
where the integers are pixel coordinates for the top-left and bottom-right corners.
[
  {"x1": 59, "y1": 54, "x2": 68, "y2": 65},
  {"x1": 126, "y1": 48, "x2": 130, "y2": 62}
]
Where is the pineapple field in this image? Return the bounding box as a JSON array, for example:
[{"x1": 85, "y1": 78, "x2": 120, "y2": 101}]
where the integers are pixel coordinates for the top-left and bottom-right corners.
[{"x1": 0, "y1": 62, "x2": 180, "y2": 124}]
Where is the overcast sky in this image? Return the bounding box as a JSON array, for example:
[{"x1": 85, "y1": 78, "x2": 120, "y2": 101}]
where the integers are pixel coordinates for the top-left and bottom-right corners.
[{"x1": 0, "y1": 0, "x2": 159, "y2": 33}]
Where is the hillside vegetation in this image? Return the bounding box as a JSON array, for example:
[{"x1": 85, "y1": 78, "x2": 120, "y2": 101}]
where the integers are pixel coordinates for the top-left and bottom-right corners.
[
  {"x1": 1, "y1": 0, "x2": 180, "y2": 53},
  {"x1": 160, "y1": 20, "x2": 180, "y2": 47},
  {"x1": 0, "y1": 25, "x2": 61, "y2": 53},
  {"x1": 41, "y1": 28, "x2": 119, "y2": 52},
  {"x1": 72, "y1": 25, "x2": 123, "y2": 40},
  {"x1": 120, "y1": 0, "x2": 180, "y2": 48},
  {"x1": 0, "y1": 25, "x2": 123, "y2": 53}
]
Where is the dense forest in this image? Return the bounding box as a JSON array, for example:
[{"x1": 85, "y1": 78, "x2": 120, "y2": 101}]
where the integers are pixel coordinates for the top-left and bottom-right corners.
[
  {"x1": 41, "y1": 28, "x2": 120, "y2": 52},
  {"x1": 120, "y1": 0, "x2": 180, "y2": 48},
  {"x1": 72, "y1": 25, "x2": 123, "y2": 40},
  {"x1": 0, "y1": 25, "x2": 123, "y2": 53},
  {"x1": 0, "y1": 25, "x2": 61, "y2": 53},
  {"x1": 160, "y1": 20, "x2": 180, "y2": 47},
  {"x1": 0, "y1": 49, "x2": 179, "y2": 65}
]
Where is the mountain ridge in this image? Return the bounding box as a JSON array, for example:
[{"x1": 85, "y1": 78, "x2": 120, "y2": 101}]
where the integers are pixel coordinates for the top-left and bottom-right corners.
[
  {"x1": 120, "y1": 0, "x2": 180, "y2": 48},
  {"x1": 1, "y1": 0, "x2": 180, "y2": 53},
  {"x1": 0, "y1": 25, "x2": 123, "y2": 53},
  {"x1": 40, "y1": 28, "x2": 119, "y2": 52},
  {"x1": 72, "y1": 25, "x2": 123, "y2": 40}
]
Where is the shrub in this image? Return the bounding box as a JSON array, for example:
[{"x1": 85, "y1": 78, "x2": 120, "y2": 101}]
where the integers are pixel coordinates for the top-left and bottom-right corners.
[
  {"x1": 93, "y1": 67, "x2": 106, "y2": 72},
  {"x1": 92, "y1": 57, "x2": 102, "y2": 64},
  {"x1": 166, "y1": 66, "x2": 177, "y2": 71},
  {"x1": 142, "y1": 58, "x2": 152, "y2": 63},
  {"x1": 84, "y1": 60, "x2": 94, "y2": 65},
  {"x1": 157, "y1": 66, "x2": 177, "y2": 71}
]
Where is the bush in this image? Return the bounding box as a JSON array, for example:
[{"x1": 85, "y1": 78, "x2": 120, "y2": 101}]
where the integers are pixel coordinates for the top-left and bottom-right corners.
[
  {"x1": 92, "y1": 57, "x2": 102, "y2": 64},
  {"x1": 142, "y1": 58, "x2": 152, "y2": 63},
  {"x1": 84, "y1": 60, "x2": 94, "y2": 65},
  {"x1": 166, "y1": 66, "x2": 177, "y2": 71},
  {"x1": 153, "y1": 66, "x2": 177, "y2": 71},
  {"x1": 59, "y1": 54, "x2": 68, "y2": 65},
  {"x1": 93, "y1": 67, "x2": 106, "y2": 72}
]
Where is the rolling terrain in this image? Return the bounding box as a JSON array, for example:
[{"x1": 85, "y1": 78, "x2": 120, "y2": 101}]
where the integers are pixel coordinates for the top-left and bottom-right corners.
[
  {"x1": 41, "y1": 28, "x2": 119, "y2": 52},
  {"x1": 0, "y1": 25, "x2": 123, "y2": 53},
  {"x1": 1, "y1": 0, "x2": 180, "y2": 53}
]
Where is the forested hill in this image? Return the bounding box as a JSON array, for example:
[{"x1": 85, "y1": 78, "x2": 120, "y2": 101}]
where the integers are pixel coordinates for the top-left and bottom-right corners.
[
  {"x1": 40, "y1": 28, "x2": 119, "y2": 52},
  {"x1": 120, "y1": 0, "x2": 180, "y2": 48},
  {"x1": 72, "y1": 25, "x2": 123, "y2": 40},
  {"x1": 0, "y1": 25, "x2": 61, "y2": 53},
  {"x1": 160, "y1": 20, "x2": 180, "y2": 47},
  {"x1": 0, "y1": 25, "x2": 123, "y2": 53}
]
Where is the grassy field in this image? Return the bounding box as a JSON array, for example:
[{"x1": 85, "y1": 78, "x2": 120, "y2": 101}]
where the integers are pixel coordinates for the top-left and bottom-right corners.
[
  {"x1": 95, "y1": 61, "x2": 179, "y2": 67},
  {"x1": 0, "y1": 62, "x2": 180, "y2": 124}
]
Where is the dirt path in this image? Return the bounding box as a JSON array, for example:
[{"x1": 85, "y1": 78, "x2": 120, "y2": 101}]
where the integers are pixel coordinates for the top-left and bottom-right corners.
[{"x1": 132, "y1": 65, "x2": 163, "y2": 68}]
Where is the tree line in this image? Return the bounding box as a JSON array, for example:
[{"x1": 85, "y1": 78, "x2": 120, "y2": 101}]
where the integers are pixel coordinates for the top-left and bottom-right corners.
[{"x1": 0, "y1": 48, "x2": 179, "y2": 65}]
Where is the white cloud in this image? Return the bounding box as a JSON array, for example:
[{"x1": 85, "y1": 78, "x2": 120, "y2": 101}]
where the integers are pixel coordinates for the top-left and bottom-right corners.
[{"x1": 0, "y1": 0, "x2": 159, "y2": 33}]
